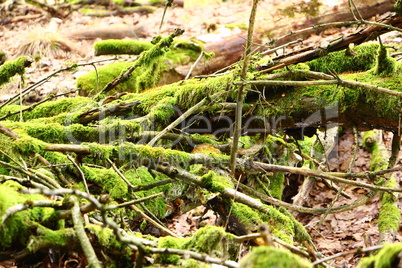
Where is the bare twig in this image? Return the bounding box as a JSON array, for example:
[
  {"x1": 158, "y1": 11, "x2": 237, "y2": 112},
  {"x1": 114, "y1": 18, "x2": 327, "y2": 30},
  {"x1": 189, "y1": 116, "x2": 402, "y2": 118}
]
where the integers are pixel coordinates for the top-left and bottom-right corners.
[
  {"x1": 312, "y1": 245, "x2": 383, "y2": 266},
  {"x1": 70, "y1": 195, "x2": 102, "y2": 268},
  {"x1": 67, "y1": 154, "x2": 89, "y2": 194},
  {"x1": 230, "y1": 0, "x2": 260, "y2": 175},
  {"x1": 106, "y1": 193, "x2": 164, "y2": 210}
]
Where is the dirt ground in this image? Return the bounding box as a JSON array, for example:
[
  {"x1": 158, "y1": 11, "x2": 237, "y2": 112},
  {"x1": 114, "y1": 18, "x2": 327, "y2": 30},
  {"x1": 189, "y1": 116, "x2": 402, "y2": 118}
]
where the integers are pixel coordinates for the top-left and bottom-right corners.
[{"x1": 1, "y1": 0, "x2": 402, "y2": 267}]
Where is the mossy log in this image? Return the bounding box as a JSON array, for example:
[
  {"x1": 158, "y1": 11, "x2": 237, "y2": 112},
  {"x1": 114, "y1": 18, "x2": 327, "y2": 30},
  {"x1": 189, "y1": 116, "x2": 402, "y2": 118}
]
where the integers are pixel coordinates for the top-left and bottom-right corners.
[{"x1": 1, "y1": 39, "x2": 402, "y2": 266}]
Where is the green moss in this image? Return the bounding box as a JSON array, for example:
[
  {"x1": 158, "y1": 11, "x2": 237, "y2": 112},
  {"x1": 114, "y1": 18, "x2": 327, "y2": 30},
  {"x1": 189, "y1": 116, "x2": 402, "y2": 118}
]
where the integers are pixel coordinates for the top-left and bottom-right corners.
[
  {"x1": 148, "y1": 97, "x2": 177, "y2": 123},
  {"x1": 118, "y1": 143, "x2": 192, "y2": 167},
  {"x1": 182, "y1": 259, "x2": 210, "y2": 268},
  {"x1": 378, "y1": 203, "x2": 400, "y2": 232},
  {"x1": 268, "y1": 172, "x2": 284, "y2": 200},
  {"x1": 259, "y1": 205, "x2": 295, "y2": 243},
  {"x1": 0, "y1": 56, "x2": 29, "y2": 86},
  {"x1": 182, "y1": 225, "x2": 234, "y2": 255},
  {"x1": 157, "y1": 226, "x2": 238, "y2": 263},
  {"x1": 0, "y1": 97, "x2": 95, "y2": 123},
  {"x1": 357, "y1": 243, "x2": 402, "y2": 268},
  {"x1": 77, "y1": 61, "x2": 133, "y2": 95},
  {"x1": 112, "y1": 73, "x2": 232, "y2": 125},
  {"x1": 201, "y1": 170, "x2": 234, "y2": 192},
  {"x1": 3, "y1": 122, "x2": 96, "y2": 144},
  {"x1": 28, "y1": 225, "x2": 74, "y2": 252},
  {"x1": 278, "y1": 207, "x2": 311, "y2": 243},
  {"x1": 87, "y1": 224, "x2": 133, "y2": 264},
  {"x1": 124, "y1": 167, "x2": 173, "y2": 218},
  {"x1": 94, "y1": 40, "x2": 154, "y2": 56},
  {"x1": 362, "y1": 131, "x2": 389, "y2": 172},
  {"x1": 396, "y1": 0, "x2": 402, "y2": 15},
  {"x1": 239, "y1": 246, "x2": 312, "y2": 268},
  {"x1": 84, "y1": 142, "x2": 115, "y2": 159},
  {"x1": 231, "y1": 201, "x2": 310, "y2": 244},
  {"x1": 42, "y1": 151, "x2": 69, "y2": 165},
  {"x1": 167, "y1": 39, "x2": 204, "y2": 64},
  {"x1": 82, "y1": 166, "x2": 127, "y2": 199},
  {"x1": 231, "y1": 202, "x2": 262, "y2": 230},
  {"x1": 78, "y1": 35, "x2": 203, "y2": 96},
  {"x1": 362, "y1": 130, "x2": 376, "y2": 151},
  {"x1": 378, "y1": 178, "x2": 400, "y2": 233},
  {"x1": 262, "y1": 68, "x2": 402, "y2": 134},
  {"x1": 175, "y1": 74, "x2": 233, "y2": 109},
  {"x1": 356, "y1": 254, "x2": 376, "y2": 268},
  {"x1": 157, "y1": 236, "x2": 186, "y2": 264},
  {"x1": 307, "y1": 43, "x2": 379, "y2": 74},
  {"x1": 370, "y1": 45, "x2": 397, "y2": 76},
  {"x1": 12, "y1": 134, "x2": 46, "y2": 156},
  {"x1": 0, "y1": 181, "x2": 55, "y2": 250}
]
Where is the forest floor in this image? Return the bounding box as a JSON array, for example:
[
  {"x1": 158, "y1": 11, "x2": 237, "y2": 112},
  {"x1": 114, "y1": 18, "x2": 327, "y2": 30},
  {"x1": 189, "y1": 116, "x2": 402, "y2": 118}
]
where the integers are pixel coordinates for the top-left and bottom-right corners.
[{"x1": 1, "y1": 0, "x2": 402, "y2": 267}]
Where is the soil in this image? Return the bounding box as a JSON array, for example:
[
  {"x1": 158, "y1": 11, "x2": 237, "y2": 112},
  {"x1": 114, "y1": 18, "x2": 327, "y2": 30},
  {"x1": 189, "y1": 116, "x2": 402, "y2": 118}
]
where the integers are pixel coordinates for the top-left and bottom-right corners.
[{"x1": 0, "y1": 0, "x2": 402, "y2": 267}]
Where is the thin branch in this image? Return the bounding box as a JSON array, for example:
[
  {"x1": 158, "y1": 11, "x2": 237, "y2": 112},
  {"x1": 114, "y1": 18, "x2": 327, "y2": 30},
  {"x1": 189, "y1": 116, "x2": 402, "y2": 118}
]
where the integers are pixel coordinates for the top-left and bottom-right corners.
[
  {"x1": 22, "y1": 188, "x2": 104, "y2": 210},
  {"x1": 251, "y1": 161, "x2": 402, "y2": 193},
  {"x1": 0, "y1": 57, "x2": 116, "y2": 110},
  {"x1": 237, "y1": 180, "x2": 376, "y2": 215},
  {"x1": 1, "y1": 200, "x2": 61, "y2": 224},
  {"x1": 185, "y1": 51, "x2": 206, "y2": 80},
  {"x1": 312, "y1": 245, "x2": 383, "y2": 266},
  {"x1": 230, "y1": 0, "x2": 260, "y2": 176},
  {"x1": 70, "y1": 195, "x2": 102, "y2": 268},
  {"x1": 67, "y1": 154, "x2": 89, "y2": 194},
  {"x1": 106, "y1": 193, "x2": 164, "y2": 210},
  {"x1": 0, "y1": 160, "x2": 58, "y2": 189},
  {"x1": 158, "y1": 0, "x2": 174, "y2": 34}
]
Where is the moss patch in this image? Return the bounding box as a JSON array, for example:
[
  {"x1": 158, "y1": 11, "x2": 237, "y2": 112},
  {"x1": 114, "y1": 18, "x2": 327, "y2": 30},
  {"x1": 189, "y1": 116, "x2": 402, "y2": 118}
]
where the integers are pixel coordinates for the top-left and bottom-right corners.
[
  {"x1": 239, "y1": 246, "x2": 312, "y2": 268},
  {"x1": 370, "y1": 44, "x2": 397, "y2": 76},
  {"x1": 124, "y1": 167, "x2": 173, "y2": 218},
  {"x1": 0, "y1": 56, "x2": 30, "y2": 86},
  {"x1": 0, "y1": 180, "x2": 55, "y2": 250},
  {"x1": 201, "y1": 170, "x2": 233, "y2": 192},
  {"x1": 77, "y1": 36, "x2": 205, "y2": 96},
  {"x1": 82, "y1": 166, "x2": 127, "y2": 199},
  {"x1": 378, "y1": 178, "x2": 400, "y2": 233},
  {"x1": 94, "y1": 40, "x2": 154, "y2": 56},
  {"x1": 307, "y1": 43, "x2": 379, "y2": 74}
]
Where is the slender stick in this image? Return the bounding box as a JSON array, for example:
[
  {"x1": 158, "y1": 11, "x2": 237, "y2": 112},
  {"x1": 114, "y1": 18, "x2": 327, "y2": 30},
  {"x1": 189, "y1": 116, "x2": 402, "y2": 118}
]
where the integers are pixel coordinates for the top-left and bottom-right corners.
[
  {"x1": 230, "y1": 0, "x2": 260, "y2": 176},
  {"x1": 70, "y1": 195, "x2": 102, "y2": 268}
]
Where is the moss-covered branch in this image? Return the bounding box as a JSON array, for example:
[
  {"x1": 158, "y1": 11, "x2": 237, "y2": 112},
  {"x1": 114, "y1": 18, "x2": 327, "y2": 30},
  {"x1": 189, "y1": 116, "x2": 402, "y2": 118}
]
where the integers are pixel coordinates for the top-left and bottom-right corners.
[{"x1": 0, "y1": 56, "x2": 31, "y2": 87}]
